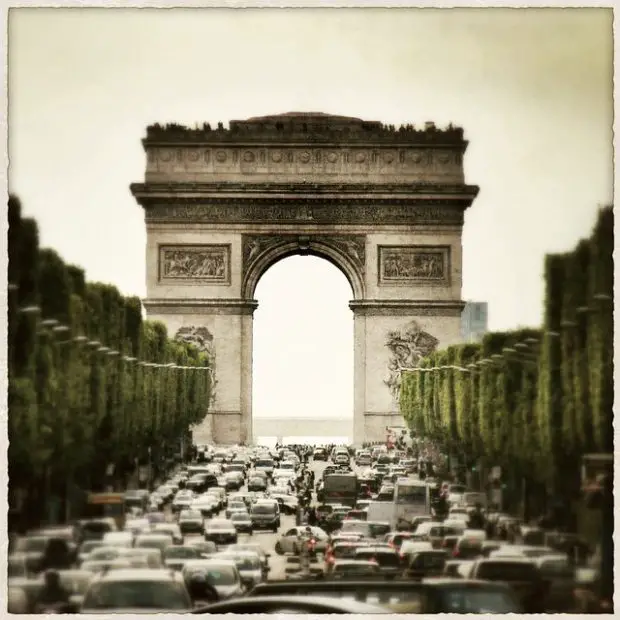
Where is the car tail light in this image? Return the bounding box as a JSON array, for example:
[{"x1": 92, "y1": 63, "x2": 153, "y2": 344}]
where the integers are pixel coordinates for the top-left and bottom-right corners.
[{"x1": 452, "y1": 548, "x2": 459, "y2": 557}]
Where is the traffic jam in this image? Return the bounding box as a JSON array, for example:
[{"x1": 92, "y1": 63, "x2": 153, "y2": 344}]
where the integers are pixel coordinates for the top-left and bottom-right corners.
[{"x1": 7, "y1": 442, "x2": 602, "y2": 613}]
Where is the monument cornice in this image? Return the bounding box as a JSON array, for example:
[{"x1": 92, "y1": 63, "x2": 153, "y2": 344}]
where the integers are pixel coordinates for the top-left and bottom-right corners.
[
  {"x1": 143, "y1": 298, "x2": 259, "y2": 316},
  {"x1": 131, "y1": 181, "x2": 479, "y2": 197},
  {"x1": 349, "y1": 299, "x2": 465, "y2": 317}
]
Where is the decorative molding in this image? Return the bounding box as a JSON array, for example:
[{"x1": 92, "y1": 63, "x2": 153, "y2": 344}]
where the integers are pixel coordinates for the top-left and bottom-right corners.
[
  {"x1": 142, "y1": 202, "x2": 467, "y2": 226},
  {"x1": 132, "y1": 181, "x2": 478, "y2": 195},
  {"x1": 349, "y1": 300, "x2": 465, "y2": 317},
  {"x1": 241, "y1": 234, "x2": 367, "y2": 299},
  {"x1": 143, "y1": 298, "x2": 258, "y2": 316},
  {"x1": 378, "y1": 245, "x2": 451, "y2": 287},
  {"x1": 159, "y1": 244, "x2": 231, "y2": 284},
  {"x1": 384, "y1": 320, "x2": 439, "y2": 402},
  {"x1": 242, "y1": 233, "x2": 365, "y2": 277}
]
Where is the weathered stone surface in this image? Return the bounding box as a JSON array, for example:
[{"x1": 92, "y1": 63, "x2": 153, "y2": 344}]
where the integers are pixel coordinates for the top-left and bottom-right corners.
[{"x1": 131, "y1": 113, "x2": 478, "y2": 445}]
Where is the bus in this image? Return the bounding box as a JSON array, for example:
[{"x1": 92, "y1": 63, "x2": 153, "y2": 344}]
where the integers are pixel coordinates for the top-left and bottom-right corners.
[
  {"x1": 81, "y1": 493, "x2": 126, "y2": 530},
  {"x1": 368, "y1": 478, "x2": 431, "y2": 528},
  {"x1": 394, "y1": 478, "x2": 431, "y2": 521},
  {"x1": 323, "y1": 472, "x2": 358, "y2": 508}
]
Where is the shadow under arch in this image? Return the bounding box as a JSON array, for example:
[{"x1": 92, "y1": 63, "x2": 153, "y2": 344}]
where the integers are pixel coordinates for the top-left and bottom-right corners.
[{"x1": 242, "y1": 236, "x2": 366, "y2": 301}]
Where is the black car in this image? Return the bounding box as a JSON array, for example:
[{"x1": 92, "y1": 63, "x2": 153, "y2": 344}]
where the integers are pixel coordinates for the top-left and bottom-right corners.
[
  {"x1": 250, "y1": 501, "x2": 280, "y2": 532},
  {"x1": 247, "y1": 476, "x2": 267, "y2": 492}
]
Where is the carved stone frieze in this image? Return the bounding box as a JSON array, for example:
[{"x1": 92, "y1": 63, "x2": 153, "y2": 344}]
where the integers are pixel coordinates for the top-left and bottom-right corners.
[
  {"x1": 378, "y1": 245, "x2": 451, "y2": 286},
  {"x1": 159, "y1": 245, "x2": 231, "y2": 283},
  {"x1": 384, "y1": 321, "x2": 439, "y2": 402},
  {"x1": 144, "y1": 202, "x2": 466, "y2": 226}
]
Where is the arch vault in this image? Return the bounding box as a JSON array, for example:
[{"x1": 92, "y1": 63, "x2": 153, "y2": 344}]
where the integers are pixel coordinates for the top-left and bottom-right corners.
[{"x1": 130, "y1": 112, "x2": 479, "y2": 446}]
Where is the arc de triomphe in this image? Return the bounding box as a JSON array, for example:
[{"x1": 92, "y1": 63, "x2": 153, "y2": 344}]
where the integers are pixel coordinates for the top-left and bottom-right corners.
[{"x1": 130, "y1": 112, "x2": 479, "y2": 446}]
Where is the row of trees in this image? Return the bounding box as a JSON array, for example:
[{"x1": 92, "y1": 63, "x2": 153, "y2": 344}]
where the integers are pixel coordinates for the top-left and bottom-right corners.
[
  {"x1": 400, "y1": 205, "x2": 613, "y2": 524},
  {"x1": 8, "y1": 195, "x2": 212, "y2": 525}
]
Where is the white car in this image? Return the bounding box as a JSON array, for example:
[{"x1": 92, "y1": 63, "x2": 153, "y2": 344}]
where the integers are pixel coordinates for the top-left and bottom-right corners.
[{"x1": 274, "y1": 526, "x2": 329, "y2": 555}]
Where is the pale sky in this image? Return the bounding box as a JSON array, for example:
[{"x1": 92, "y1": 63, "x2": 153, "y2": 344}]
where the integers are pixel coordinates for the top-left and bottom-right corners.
[{"x1": 7, "y1": 7, "x2": 613, "y2": 420}]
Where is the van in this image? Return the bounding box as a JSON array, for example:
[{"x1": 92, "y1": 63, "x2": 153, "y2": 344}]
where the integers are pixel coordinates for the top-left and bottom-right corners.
[{"x1": 250, "y1": 501, "x2": 280, "y2": 532}]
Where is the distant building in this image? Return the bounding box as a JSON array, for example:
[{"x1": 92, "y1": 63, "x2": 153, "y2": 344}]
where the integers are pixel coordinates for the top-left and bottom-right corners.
[{"x1": 461, "y1": 302, "x2": 488, "y2": 343}]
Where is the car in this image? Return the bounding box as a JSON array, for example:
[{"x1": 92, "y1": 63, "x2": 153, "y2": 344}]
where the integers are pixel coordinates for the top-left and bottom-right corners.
[
  {"x1": 250, "y1": 578, "x2": 524, "y2": 613},
  {"x1": 230, "y1": 512, "x2": 254, "y2": 535},
  {"x1": 179, "y1": 510, "x2": 205, "y2": 536},
  {"x1": 191, "y1": 496, "x2": 218, "y2": 519},
  {"x1": 163, "y1": 545, "x2": 204, "y2": 571},
  {"x1": 248, "y1": 476, "x2": 268, "y2": 492},
  {"x1": 275, "y1": 526, "x2": 329, "y2": 555},
  {"x1": 153, "y1": 523, "x2": 184, "y2": 545},
  {"x1": 214, "y1": 551, "x2": 266, "y2": 588},
  {"x1": 191, "y1": 594, "x2": 387, "y2": 614},
  {"x1": 80, "y1": 568, "x2": 193, "y2": 613},
  {"x1": 182, "y1": 559, "x2": 245, "y2": 600},
  {"x1": 250, "y1": 500, "x2": 280, "y2": 532},
  {"x1": 134, "y1": 533, "x2": 174, "y2": 556},
  {"x1": 225, "y1": 499, "x2": 249, "y2": 519},
  {"x1": 313, "y1": 448, "x2": 327, "y2": 461},
  {"x1": 184, "y1": 537, "x2": 218, "y2": 557},
  {"x1": 354, "y1": 546, "x2": 402, "y2": 575},
  {"x1": 204, "y1": 519, "x2": 238, "y2": 545},
  {"x1": 330, "y1": 559, "x2": 381, "y2": 578}
]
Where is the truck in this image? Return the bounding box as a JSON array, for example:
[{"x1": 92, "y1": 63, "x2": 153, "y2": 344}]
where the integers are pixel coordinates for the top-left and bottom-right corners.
[{"x1": 322, "y1": 472, "x2": 358, "y2": 508}]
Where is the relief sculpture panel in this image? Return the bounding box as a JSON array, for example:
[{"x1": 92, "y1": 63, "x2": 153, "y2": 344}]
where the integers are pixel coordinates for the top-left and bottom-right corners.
[
  {"x1": 159, "y1": 245, "x2": 231, "y2": 283},
  {"x1": 384, "y1": 321, "x2": 439, "y2": 402},
  {"x1": 379, "y1": 245, "x2": 450, "y2": 286}
]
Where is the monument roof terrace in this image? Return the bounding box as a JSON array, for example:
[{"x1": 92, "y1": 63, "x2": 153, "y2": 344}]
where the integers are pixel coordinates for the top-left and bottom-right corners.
[{"x1": 143, "y1": 112, "x2": 467, "y2": 147}]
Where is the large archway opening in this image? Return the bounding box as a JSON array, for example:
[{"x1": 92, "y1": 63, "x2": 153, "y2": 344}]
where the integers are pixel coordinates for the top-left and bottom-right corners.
[{"x1": 252, "y1": 255, "x2": 354, "y2": 446}]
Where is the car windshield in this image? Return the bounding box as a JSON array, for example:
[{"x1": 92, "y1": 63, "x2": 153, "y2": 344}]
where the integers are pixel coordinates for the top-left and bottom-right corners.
[
  {"x1": 180, "y1": 511, "x2": 202, "y2": 520},
  {"x1": 231, "y1": 513, "x2": 249, "y2": 521},
  {"x1": 450, "y1": 485, "x2": 467, "y2": 494},
  {"x1": 83, "y1": 580, "x2": 190, "y2": 610},
  {"x1": 252, "y1": 504, "x2": 275, "y2": 514}
]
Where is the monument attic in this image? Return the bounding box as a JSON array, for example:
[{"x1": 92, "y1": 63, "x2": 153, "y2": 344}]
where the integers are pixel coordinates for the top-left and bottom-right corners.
[{"x1": 130, "y1": 112, "x2": 479, "y2": 446}]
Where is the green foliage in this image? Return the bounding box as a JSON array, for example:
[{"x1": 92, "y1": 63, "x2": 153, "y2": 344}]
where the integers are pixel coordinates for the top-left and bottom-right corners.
[
  {"x1": 8, "y1": 196, "x2": 212, "y2": 515},
  {"x1": 398, "y1": 204, "x2": 613, "y2": 509}
]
